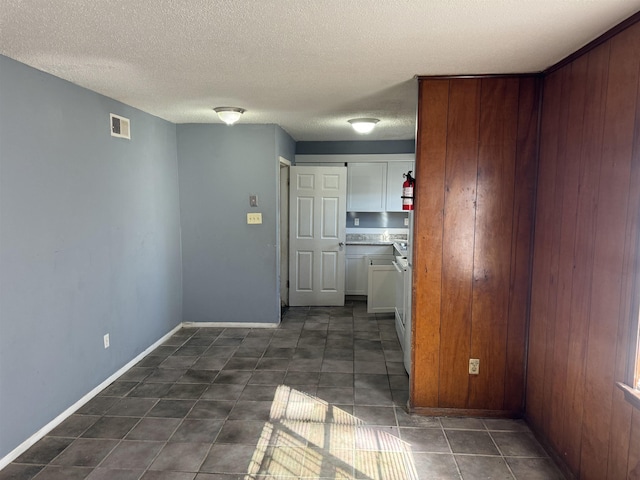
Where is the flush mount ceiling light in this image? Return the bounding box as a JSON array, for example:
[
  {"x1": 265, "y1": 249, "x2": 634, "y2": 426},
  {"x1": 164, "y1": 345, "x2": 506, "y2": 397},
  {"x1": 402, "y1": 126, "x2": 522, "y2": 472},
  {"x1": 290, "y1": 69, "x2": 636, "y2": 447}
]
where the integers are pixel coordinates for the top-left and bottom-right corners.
[
  {"x1": 348, "y1": 118, "x2": 379, "y2": 134},
  {"x1": 214, "y1": 107, "x2": 245, "y2": 125}
]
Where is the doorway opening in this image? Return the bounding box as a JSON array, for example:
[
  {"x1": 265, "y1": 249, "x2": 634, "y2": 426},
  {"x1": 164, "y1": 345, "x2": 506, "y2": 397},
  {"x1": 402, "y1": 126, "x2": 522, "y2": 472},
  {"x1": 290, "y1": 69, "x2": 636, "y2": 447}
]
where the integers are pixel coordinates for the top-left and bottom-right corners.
[{"x1": 278, "y1": 157, "x2": 291, "y2": 320}]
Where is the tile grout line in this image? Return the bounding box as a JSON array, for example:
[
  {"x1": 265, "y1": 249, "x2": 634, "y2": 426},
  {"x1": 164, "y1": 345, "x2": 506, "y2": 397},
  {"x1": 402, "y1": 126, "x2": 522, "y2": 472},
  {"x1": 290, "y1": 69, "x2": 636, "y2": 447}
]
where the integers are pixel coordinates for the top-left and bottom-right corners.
[
  {"x1": 441, "y1": 419, "x2": 465, "y2": 480},
  {"x1": 8, "y1": 302, "x2": 557, "y2": 479}
]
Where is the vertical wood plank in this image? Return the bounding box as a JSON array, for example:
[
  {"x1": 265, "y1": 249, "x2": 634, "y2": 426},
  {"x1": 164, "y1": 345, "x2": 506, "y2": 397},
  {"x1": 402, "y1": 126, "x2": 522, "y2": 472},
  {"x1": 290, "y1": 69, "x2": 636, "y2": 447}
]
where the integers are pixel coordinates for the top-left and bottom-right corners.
[
  {"x1": 580, "y1": 26, "x2": 638, "y2": 479},
  {"x1": 607, "y1": 390, "x2": 634, "y2": 479},
  {"x1": 528, "y1": 20, "x2": 640, "y2": 480},
  {"x1": 541, "y1": 63, "x2": 573, "y2": 438},
  {"x1": 468, "y1": 78, "x2": 518, "y2": 409},
  {"x1": 527, "y1": 69, "x2": 563, "y2": 428},
  {"x1": 413, "y1": 76, "x2": 537, "y2": 414},
  {"x1": 607, "y1": 24, "x2": 640, "y2": 480},
  {"x1": 411, "y1": 79, "x2": 449, "y2": 407},
  {"x1": 504, "y1": 76, "x2": 539, "y2": 413},
  {"x1": 558, "y1": 43, "x2": 609, "y2": 476},
  {"x1": 439, "y1": 78, "x2": 480, "y2": 408},
  {"x1": 628, "y1": 409, "x2": 640, "y2": 479},
  {"x1": 547, "y1": 55, "x2": 588, "y2": 454}
]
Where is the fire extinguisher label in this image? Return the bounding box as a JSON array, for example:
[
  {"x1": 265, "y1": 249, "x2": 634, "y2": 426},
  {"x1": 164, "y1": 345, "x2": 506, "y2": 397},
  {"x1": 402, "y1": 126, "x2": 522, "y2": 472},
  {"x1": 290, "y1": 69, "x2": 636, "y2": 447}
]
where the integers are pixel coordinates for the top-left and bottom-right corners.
[
  {"x1": 402, "y1": 170, "x2": 415, "y2": 211},
  {"x1": 402, "y1": 187, "x2": 413, "y2": 204}
]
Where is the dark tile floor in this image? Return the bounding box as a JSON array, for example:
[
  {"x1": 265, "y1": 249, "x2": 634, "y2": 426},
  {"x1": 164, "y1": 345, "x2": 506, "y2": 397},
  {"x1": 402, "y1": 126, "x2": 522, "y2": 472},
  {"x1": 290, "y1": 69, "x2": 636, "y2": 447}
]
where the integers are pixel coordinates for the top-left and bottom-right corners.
[{"x1": 1, "y1": 300, "x2": 564, "y2": 479}]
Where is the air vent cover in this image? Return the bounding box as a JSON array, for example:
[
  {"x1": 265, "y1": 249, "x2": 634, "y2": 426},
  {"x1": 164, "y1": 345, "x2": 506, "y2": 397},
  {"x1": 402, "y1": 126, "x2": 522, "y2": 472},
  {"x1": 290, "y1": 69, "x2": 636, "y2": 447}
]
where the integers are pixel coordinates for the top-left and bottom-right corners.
[{"x1": 110, "y1": 113, "x2": 130, "y2": 139}]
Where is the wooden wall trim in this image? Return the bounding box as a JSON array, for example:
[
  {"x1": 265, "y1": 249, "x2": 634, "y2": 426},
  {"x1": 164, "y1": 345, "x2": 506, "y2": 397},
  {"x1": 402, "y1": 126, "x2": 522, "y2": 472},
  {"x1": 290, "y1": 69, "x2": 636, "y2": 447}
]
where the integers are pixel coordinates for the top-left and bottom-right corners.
[
  {"x1": 410, "y1": 406, "x2": 521, "y2": 418},
  {"x1": 525, "y1": 414, "x2": 578, "y2": 480},
  {"x1": 415, "y1": 11, "x2": 640, "y2": 80},
  {"x1": 417, "y1": 73, "x2": 543, "y2": 80},
  {"x1": 545, "y1": 11, "x2": 640, "y2": 75},
  {"x1": 617, "y1": 382, "x2": 640, "y2": 410}
]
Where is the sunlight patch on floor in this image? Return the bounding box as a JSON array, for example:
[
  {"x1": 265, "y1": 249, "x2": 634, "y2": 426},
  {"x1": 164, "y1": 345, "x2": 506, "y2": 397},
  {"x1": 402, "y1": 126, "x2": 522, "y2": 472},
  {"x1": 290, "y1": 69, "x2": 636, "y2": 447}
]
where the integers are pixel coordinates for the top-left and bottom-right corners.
[{"x1": 243, "y1": 384, "x2": 418, "y2": 479}]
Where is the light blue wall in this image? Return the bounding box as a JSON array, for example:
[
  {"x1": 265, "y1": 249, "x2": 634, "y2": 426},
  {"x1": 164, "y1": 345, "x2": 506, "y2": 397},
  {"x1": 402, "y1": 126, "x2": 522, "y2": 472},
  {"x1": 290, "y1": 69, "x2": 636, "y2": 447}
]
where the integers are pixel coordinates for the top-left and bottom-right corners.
[
  {"x1": 177, "y1": 124, "x2": 293, "y2": 324},
  {"x1": 0, "y1": 56, "x2": 183, "y2": 458},
  {"x1": 276, "y1": 126, "x2": 296, "y2": 164}
]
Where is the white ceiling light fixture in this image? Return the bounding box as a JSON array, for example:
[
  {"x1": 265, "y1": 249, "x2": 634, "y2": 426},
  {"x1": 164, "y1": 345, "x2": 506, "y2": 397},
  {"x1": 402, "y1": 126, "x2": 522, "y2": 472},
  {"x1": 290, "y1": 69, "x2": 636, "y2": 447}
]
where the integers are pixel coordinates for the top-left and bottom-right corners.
[
  {"x1": 214, "y1": 107, "x2": 245, "y2": 125},
  {"x1": 348, "y1": 118, "x2": 379, "y2": 134}
]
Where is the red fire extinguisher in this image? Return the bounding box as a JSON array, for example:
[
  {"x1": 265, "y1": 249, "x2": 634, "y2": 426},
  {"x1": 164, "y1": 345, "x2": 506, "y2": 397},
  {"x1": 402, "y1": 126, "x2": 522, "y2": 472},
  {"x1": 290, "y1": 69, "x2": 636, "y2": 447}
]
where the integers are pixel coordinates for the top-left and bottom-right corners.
[{"x1": 402, "y1": 171, "x2": 415, "y2": 211}]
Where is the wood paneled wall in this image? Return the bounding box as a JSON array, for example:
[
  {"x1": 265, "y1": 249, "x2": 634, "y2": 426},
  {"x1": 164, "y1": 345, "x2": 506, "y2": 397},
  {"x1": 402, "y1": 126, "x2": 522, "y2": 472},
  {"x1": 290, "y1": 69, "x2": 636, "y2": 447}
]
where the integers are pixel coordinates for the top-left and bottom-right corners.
[
  {"x1": 526, "y1": 21, "x2": 640, "y2": 480},
  {"x1": 411, "y1": 76, "x2": 539, "y2": 415}
]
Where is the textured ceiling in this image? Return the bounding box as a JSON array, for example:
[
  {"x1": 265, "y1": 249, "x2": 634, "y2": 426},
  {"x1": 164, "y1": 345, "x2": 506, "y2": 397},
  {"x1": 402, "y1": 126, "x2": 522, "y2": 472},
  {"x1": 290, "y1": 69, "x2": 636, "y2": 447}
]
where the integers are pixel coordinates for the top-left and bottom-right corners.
[{"x1": 1, "y1": 0, "x2": 639, "y2": 141}]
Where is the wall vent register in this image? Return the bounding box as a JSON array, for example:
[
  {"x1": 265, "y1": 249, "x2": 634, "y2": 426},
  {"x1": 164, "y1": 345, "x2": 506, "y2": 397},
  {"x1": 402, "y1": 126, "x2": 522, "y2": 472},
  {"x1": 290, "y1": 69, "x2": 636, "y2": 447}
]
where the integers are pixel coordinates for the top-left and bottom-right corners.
[{"x1": 110, "y1": 113, "x2": 130, "y2": 139}]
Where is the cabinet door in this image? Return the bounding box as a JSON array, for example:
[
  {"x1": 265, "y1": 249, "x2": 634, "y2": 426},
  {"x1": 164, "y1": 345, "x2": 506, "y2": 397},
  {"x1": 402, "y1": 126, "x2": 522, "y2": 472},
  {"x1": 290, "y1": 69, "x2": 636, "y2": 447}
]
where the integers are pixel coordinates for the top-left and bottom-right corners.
[
  {"x1": 345, "y1": 255, "x2": 368, "y2": 295},
  {"x1": 347, "y1": 163, "x2": 387, "y2": 212},
  {"x1": 385, "y1": 161, "x2": 414, "y2": 212},
  {"x1": 367, "y1": 265, "x2": 396, "y2": 313}
]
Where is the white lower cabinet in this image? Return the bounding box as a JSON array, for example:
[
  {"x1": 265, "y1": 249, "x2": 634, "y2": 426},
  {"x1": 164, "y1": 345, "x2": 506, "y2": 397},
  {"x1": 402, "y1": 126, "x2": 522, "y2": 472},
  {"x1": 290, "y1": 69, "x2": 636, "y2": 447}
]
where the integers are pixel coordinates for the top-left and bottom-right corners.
[
  {"x1": 345, "y1": 245, "x2": 394, "y2": 295},
  {"x1": 367, "y1": 261, "x2": 396, "y2": 313},
  {"x1": 345, "y1": 255, "x2": 368, "y2": 295},
  {"x1": 345, "y1": 245, "x2": 395, "y2": 312}
]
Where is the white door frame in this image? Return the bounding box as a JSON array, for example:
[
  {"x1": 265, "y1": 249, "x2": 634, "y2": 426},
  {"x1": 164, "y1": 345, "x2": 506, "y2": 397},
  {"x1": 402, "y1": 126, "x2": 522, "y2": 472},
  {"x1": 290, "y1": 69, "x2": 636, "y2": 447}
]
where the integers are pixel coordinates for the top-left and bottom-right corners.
[{"x1": 277, "y1": 157, "x2": 291, "y2": 321}]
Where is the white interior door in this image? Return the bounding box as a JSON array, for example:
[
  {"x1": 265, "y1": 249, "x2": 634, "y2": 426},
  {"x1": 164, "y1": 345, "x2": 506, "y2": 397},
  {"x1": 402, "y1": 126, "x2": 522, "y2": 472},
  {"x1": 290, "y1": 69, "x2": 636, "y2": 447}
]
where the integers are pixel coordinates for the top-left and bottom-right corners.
[{"x1": 289, "y1": 166, "x2": 346, "y2": 306}]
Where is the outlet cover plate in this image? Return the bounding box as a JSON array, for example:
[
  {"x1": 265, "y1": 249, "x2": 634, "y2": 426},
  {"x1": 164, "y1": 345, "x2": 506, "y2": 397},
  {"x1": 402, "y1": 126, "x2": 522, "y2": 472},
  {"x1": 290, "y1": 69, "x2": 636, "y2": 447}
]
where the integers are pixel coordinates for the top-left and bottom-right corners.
[
  {"x1": 247, "y1": 213, "x2": 263, "y2": 224},
  {"x1": 469, "y1": 358, "x2": 479, "y2": 375}
]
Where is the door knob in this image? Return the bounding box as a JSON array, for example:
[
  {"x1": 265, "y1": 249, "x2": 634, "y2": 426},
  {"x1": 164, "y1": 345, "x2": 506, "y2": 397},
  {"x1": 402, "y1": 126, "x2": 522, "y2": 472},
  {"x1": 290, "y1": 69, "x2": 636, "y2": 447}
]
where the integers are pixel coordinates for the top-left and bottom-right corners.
[{"x1": 338, "y1": 242, "x2": 344, "y2": 247}]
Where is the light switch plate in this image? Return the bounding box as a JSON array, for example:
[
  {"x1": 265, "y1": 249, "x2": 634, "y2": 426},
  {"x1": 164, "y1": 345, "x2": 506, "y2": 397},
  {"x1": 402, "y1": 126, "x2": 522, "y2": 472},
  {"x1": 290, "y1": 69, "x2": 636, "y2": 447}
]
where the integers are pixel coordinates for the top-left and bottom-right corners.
[
  {"x1": 249, "y1": 195, "x2": 258, "y2": 207},
  {"x1": 247, "y1": 213, "x2": 262, "y2": 224}
]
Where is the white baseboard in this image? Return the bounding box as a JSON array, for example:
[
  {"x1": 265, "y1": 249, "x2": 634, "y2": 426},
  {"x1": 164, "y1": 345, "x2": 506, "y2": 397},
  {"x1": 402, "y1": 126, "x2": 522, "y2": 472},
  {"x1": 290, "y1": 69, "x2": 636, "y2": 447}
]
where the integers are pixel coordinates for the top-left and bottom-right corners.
[
  {"x1": 0, "y1": 323, "x2": 183, "y2": 470},
  {"x1": 0, "y1": 319, "x2": 280, "y2": 469},
  {"x1": 182, "y1": 321, "x2": 279, "y2": 329}
]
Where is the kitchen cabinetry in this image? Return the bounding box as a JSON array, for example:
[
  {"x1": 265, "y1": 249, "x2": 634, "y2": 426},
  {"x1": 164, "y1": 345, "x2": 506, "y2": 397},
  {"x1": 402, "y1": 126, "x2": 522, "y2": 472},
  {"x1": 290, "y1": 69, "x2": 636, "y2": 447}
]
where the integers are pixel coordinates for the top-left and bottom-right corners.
[
  {"x1": 345, "y1": 245, "x2": 394, "y2": 295},
  {"x1": 346, "y1": 161, "x2": 414, "y2": 212},
  {"x1": 345, "y1": 255, "x2": 368, "y2": 295},
  {"x1": 367, "y1": 260, "x2": 396, "y2": 313},
  {"x1": 347, "y1": 163, "x2": 387, "y2": 212},
  {"x1": 295, "y1": 154, "x2": 415, "y2": 212}
]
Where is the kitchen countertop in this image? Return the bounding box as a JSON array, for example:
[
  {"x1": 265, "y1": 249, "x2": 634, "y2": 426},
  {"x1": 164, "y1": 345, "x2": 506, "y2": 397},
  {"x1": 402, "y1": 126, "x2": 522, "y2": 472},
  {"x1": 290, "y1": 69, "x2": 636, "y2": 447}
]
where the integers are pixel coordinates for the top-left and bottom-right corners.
[
  {"x1": 345, "y1": 233, "x2": 409, "y2": 259},
  {"x1": 346, "y1": 240, "x2": 395, "y2": 245},
  {"x1": 393, "y1": 242, "x2": 408, "y2": 257},
  {"x1": 346, "y1": 233, "x2": 407, "y2": 245}
]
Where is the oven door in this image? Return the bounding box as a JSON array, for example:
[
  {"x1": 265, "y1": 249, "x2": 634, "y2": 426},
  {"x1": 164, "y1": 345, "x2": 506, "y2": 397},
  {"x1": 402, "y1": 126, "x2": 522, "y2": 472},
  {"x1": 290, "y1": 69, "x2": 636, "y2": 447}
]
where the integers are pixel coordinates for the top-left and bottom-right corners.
[
  {"x1": 403, "y1": 265, "x2": 412, "y2": 375},
  {"x1": 393, "y1": 260, "x2": 405, "y2": 352}
]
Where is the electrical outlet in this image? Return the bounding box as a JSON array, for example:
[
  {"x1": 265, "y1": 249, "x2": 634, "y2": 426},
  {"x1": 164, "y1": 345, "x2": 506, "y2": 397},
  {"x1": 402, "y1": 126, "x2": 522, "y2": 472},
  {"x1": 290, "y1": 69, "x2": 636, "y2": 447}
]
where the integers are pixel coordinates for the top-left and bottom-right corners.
[
  {"x1": 103, "y1": 334, "x2": 110, "y2": 349},
  {"x1": 247, "y1": 213, "x2": 262, "y2": 224},
  {"x1": 469, "y1": 358, "x2": 479, "y2": 375},
  {"x1": 404, "y1": 217, "x2": 409, "y2": 226},
  {"x1": 354, "y1": 217, "x2": 359, "y2": 226}
]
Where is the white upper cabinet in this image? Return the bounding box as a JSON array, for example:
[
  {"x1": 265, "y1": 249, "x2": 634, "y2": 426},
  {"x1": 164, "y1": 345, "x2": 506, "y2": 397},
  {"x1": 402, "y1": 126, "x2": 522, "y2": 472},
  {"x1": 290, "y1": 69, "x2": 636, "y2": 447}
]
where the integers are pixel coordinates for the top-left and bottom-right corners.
[
  {"x1": 347, "y1": 162, "x2": 387, "y2": 212},
  {"x1": 295, "y1": 154, "x2": 415, "y2": 213},
  {"x1": 385, "y1": 161, "x2": 414, "y2": 212}
]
